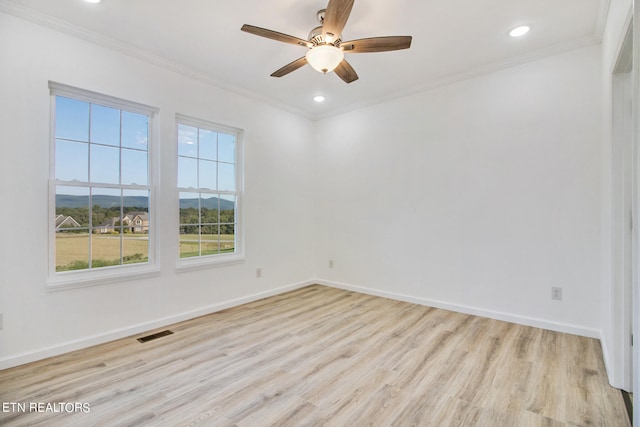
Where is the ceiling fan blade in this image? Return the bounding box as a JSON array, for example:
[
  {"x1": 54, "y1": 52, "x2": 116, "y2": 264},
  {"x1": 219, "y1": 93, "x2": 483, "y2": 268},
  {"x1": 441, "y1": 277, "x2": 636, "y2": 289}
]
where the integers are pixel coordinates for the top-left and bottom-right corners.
[
  {"x1": 334, "y1": 59, "x2": 358, "y2": 83},
  {"x1": 341, "y1": 36, "x2": 413, "y2": 53},
  {"x1": 322, "y1": 0, "x2": 354, "y2": 43},
  {"x1": 241, "y1": 24, "x2": 311, "y2": 48},
  {"x1": 271, "y1": 57, "x2": 308, "y2": 77}
]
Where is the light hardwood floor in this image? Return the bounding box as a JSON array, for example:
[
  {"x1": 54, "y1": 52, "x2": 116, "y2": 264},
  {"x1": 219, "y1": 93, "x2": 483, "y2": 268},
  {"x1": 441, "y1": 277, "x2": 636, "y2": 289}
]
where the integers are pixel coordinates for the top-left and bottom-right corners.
[{"x1": 0, "y1": 285, "x2": 631, "y2": 426}]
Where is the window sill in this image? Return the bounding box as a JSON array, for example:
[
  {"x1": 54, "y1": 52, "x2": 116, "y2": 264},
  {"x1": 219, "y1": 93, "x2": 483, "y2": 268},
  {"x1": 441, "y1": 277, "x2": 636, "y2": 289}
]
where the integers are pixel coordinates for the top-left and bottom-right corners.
[
  {"x1": 47, "y1": 264, "x2": 161, "y2": 291},
  {"x1": 176, "y1": 253, "x2": 244, "y2": 273}
]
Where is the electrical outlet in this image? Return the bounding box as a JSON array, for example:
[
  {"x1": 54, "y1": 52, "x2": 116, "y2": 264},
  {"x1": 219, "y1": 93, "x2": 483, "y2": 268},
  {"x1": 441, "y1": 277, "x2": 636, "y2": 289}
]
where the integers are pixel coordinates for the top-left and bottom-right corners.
[
  {"x1": 551, "y1": 287, "x2": 562, "y2": 301},
  {"x1": 329, "y1": 259, "x2": 334, "y2": 268},
  {"x1": 256, "y1": 268, "x2": 262, "y2": 278}
]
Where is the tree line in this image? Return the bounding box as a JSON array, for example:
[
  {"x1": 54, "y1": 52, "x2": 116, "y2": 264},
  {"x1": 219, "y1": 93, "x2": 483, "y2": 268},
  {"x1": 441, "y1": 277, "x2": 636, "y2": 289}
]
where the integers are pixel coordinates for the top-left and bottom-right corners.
[
  {"x1": 57, "y1": 206, "x2": 234, "y2": 234},
  {"x1": 179, "y1": 207, "x2": 235, "y2": 235}
]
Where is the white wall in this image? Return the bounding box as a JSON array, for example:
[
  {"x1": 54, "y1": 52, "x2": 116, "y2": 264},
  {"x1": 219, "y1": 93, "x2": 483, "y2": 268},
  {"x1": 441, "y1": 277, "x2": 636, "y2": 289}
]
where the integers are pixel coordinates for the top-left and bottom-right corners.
[
  {"x1": 315, "y1": 45, "x2": 604, "y2": 336},
  {"x1": 0, "y1": 12, "x2": 316, "y2": 368}
]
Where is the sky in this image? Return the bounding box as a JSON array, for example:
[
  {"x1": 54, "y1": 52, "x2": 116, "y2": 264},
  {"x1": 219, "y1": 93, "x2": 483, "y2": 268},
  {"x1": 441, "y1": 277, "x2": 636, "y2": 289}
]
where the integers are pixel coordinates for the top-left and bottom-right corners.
[{"x1": 55, "y1": 96, "x2": 237, "y2": 203}]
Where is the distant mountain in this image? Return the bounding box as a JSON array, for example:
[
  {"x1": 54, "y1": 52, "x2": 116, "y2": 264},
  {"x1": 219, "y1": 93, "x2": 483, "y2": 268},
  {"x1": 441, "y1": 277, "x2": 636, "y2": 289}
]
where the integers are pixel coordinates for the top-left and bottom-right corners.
[
  {"x1": 56, "y1": 195, "x2": 149, "y2": 209},
  {"x1": 56, "y1": 194, "x2": 234, "y2": 210},
  {"x1": 179, "y1": 197, "x2": 235, "y2": 210}
]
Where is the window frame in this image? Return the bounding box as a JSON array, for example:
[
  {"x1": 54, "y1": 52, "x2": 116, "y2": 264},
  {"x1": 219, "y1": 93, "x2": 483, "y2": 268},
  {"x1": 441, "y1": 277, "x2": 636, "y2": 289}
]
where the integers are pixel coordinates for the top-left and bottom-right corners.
[
  {"x1": 175, "y1": 113, "x2": 244, "y2": 271},
  {"x1": 47, "y1": 82, "x2": 160, "y2": 290}
]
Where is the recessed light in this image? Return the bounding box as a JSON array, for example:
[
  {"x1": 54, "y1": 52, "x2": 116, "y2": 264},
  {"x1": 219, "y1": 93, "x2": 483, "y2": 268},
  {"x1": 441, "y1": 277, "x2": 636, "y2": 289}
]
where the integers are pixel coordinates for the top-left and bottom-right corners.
[
  {"x1": 313, "y1": 95, "x2": 326, "y2": 103},
  {"x1": 84, "y1": 0, "x2": 101, "y2": 3},
  {"x1": 509, "y1": 26, "x2": 530, "y2": 37}
]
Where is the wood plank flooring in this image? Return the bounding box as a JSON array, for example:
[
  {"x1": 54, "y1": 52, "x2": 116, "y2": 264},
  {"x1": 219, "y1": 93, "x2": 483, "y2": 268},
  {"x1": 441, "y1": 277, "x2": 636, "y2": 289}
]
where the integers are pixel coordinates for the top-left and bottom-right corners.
[{"x1": 0, "y1": 285, "x2": 630, "y2": 426}]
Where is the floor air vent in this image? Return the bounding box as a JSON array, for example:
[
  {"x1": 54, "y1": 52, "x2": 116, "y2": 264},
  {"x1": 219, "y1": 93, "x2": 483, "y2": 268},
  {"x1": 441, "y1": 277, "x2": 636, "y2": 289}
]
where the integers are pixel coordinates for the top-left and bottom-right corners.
[{"x1": 137, "y1": 330, "x2": 174, "y2": 343}]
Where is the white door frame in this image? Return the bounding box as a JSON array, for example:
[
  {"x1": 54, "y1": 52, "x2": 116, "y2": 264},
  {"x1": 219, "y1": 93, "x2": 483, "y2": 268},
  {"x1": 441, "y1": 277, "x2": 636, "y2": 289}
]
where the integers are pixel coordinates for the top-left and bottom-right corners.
[
  {"x1": 612, "y1": 21, "x2": 634, "y2": 394},
  {"x1": 632, "y1": 1, "x2": 640, "y2": 424}
]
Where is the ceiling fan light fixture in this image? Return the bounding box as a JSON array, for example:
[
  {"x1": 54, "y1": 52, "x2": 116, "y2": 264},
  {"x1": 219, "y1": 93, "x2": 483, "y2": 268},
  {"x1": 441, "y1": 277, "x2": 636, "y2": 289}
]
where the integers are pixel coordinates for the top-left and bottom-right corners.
[{"x1": 305, "y1": 44, "x2": 344, "y2": 74}]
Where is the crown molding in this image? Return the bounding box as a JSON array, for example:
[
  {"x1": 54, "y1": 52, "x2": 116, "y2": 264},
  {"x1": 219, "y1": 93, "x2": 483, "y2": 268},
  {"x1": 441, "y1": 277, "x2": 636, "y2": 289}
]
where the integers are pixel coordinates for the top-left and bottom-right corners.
[
  {"x1": 0, "y1": 0, "x2": 313, "y2": 121},
  {"x1": 314, "y1": 32, "x2": 602, "y2": 121}
]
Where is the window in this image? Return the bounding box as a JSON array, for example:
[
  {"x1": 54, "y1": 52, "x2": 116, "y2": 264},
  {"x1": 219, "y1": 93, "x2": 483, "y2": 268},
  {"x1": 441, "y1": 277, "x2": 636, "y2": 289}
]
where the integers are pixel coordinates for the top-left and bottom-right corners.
[
  {"x1": 177, "y1": 115, "x2": 242, "y2": 266},
  {"x1": 49, "y1": 82, "x2": 158, "y2": 287}
]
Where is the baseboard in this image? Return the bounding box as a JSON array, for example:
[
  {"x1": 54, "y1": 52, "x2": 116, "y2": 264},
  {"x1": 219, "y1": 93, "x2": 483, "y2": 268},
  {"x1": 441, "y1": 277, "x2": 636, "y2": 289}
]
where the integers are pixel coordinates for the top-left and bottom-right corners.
[
  {"x1": 0, "y1": 279, "x2": 314, "y2": 370},
  {"x1": 317, "y1": 279, "x2": 602, "y2": 339},
  {"x1": 0, "y1": 277, "x2": 604, "y2": 370}
]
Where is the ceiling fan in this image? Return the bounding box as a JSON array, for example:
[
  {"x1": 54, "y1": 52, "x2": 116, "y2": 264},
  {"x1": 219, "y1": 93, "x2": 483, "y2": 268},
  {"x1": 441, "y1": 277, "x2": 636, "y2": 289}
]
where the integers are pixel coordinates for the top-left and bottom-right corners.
[{"x1": 241, "y1": 0, "x2": 412, "y2": 84}]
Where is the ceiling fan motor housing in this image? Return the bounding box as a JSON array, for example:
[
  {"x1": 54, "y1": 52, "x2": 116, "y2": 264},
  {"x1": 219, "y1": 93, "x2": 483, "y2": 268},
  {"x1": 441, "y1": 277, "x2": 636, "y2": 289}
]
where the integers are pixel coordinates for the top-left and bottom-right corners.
[
  {"x1": 308, "y1": 25, "x2": 342, "y2": 47},
  {"x1": 309, "y1": 9, "x2": 342, "y2": 46}
]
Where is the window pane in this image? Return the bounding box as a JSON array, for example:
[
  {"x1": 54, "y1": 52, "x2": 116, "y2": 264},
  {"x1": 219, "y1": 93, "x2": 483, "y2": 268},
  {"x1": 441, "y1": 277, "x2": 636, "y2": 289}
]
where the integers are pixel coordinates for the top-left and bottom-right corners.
[
  {"x1": 56, "y1": 140, "x2": 88, "y2": 182},
  {"x1": 123, "y1": 189, "x2": 149, "y2": 237},
  {"x1": 121, "y1": 111, "x2": 148, "y2": 150},
  {"x1": 220, "y1": 224, "x2": 235, "y2": 253},
  {"x1": 179, "y1": 196, "x2": 200, "y2": 258},
  {"x1": 179, "y1": 192, "x2": 200, "y2": 227},
  {"x1": 180, "y1": 238, "x2": 200, "y2": 258},
  {"x1": 121, "y1": 148, "x2": 148, "y2": 185},
  {"x1": 201, "y1": 194, "x2": 219, "y2": 224},
  {"x1": 90, "y1": 144, "x2": 120, "y2": 184},
  {"x1": 55, "y1": 186, "x2": 90, "y2": 272},
  {"x1": 178, "y1": 124, "x2": 198, "y2": 157},
  {"x1": 178, "y1": 157, "x2": 198, "y2": 188},
  {"x1": 56, "y1": 230, "x2": 89, "y2": 272},
  {"x1": 92, "y1": 232, "x2": 122, "y2": 268},
  {"x1": 90, "y1": 104, "x2": 120, "y2": 146},
  {"x1": 218, "y1": 163, "x2": 235, "y2": 191},
  {"x1": 199, "y1": 160, "x2": 216, "y2": 190},
  {"x1": 201, "y1": 225, "x2": 219, "y2": 256},
  {"x1": 200, "y1": 202, "x2": 220, "y2": 224},
  {"x1": 91, "y1": 187, "x2": 123, "y2": 268},
  {"x1": 123, "y1": 235, "x2": 149, "y2": 265},
  {"x1": 92, "y1": 188, "x2": 121, "y2": 231},
  {"x1": 56, "y1": 96, "x2": 89, "y2": 142},
  {"x1": 56, "y1": 185, "x2": 90, "y2": 227},
  {"x1": 199, "y1": 129, "x2": 216, "y2": 160},
  {"x1": 220, "y1": 195, "x2": 235, "y2": 224},
  {"x1": 218, "y1": 133, "x2": 235, "y2": 163}
]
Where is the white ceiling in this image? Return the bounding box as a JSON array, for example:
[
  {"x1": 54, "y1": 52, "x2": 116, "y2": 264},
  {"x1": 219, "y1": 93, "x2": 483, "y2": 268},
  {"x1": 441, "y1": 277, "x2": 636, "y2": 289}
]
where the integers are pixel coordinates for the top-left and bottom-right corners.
[{"x1": 1, "y1": 0, "x2": 607, "y2": 119}]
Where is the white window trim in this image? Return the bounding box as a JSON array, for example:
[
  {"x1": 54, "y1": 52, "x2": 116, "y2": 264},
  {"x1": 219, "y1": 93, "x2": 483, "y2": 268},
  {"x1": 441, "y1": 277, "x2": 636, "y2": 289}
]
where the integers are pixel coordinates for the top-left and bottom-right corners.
[
  {"x1": 47, "y1": 82, "x2": 160, "y2": 290},
  {"x1": 175, "y1": 114, "x2": 244, "y2": 272}
]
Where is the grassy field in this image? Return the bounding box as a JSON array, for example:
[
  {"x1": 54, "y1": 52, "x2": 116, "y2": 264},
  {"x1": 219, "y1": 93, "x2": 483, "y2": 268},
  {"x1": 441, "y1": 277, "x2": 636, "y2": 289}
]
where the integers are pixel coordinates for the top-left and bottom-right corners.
[
  {"x1": 56, "y1": 233, "x2": 150, "y2": 271},
  {"x1": 179, "y1": 234, "x2": 235, "y2": 258},
  {"x1": 56, "y1": 232, "x2": 235, "y2": 270}
]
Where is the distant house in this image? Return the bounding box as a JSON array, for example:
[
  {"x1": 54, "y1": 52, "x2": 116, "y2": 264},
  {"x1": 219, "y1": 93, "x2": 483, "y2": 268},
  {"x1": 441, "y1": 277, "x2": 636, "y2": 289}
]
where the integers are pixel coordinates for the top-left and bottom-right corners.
[
  {"x1": 95, "y1": 212, "x2": 149, "y2": 234},
  {"x1": 96, "y1": 217, "x2": 127, "y2": 234},
  {"x1": 55, "y1": 214, "x2": 81, "y2": 230},
  {"x1": 127, "y1": 212, "x2": 149, "y2": 233}
]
